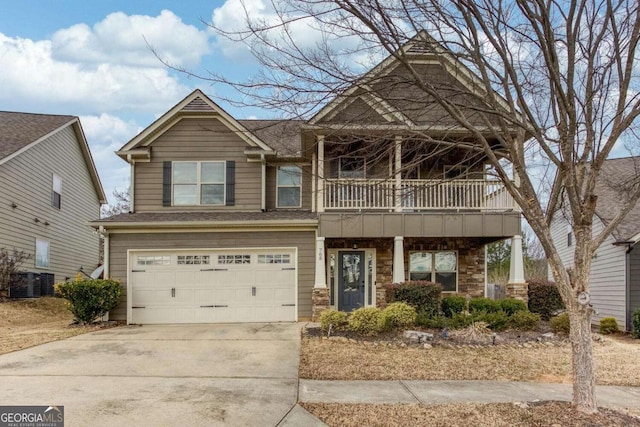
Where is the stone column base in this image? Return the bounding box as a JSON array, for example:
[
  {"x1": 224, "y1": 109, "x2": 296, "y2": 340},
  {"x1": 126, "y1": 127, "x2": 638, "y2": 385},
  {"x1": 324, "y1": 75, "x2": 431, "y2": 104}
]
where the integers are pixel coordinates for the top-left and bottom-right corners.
[
  {"x1": 507, "y1": 282, "x2": 529, "y2": 304},
  {"x1": 376, "y1": 286, "x2": 388, "y2": 308},
  {"x1": 312, "y1": 288, "x2": 330, "y2": 321}
]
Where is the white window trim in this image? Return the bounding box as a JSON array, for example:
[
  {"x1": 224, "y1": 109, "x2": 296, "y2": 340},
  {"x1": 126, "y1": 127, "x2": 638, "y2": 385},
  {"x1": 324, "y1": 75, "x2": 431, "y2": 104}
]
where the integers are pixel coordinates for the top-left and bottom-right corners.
[
  {"x1": 409, "y1": 250, "x2": 458, "y2": 292},
  {"x1": 35, "y1": 239, "x2": 50, "y2": 269},
  {"x1": 52, "y1": 173, "x2": 62, "y2": 209},
  {"x1": 276, "y1": 166, "x2": 302, "y2": 208},
  {"x1": 172, "y1": 161, "x2": 226, "y2": 206}
]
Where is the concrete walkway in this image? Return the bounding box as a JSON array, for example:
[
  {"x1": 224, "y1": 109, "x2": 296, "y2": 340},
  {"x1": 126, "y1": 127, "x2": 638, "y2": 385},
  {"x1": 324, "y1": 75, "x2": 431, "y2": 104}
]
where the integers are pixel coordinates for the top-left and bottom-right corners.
[{"x1": 279, "y1": 380, "x2": 640, "y2": 426}]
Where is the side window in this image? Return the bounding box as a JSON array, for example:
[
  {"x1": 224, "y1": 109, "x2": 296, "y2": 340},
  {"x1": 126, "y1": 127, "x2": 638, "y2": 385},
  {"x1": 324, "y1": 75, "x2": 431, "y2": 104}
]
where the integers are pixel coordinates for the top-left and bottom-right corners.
[
  {"x1": 567, "y1": 224, "x2": 573, "y2": 247},
  {"x1": 52, "y1": 174, "x2": 62, "y2": 209},
  {"x1": 36, "y1": 239, "x2": 50, "y2": 268},
  {"x1": 277, "y1": 166, "x2": 302, "y2": 208}
]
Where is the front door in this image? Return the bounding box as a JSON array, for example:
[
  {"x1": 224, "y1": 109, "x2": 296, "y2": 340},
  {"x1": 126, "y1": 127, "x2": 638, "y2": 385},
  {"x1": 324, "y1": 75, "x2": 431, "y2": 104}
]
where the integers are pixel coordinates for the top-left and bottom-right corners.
[{"x1": 338, "y1": 251, "x2": 365, "y2": 312}]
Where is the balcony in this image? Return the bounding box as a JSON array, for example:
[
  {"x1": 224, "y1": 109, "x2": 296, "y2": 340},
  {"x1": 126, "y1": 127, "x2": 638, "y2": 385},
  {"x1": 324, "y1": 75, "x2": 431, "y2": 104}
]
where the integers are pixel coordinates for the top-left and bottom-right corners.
[{"x1": 323, "y1": 179, "x2": 516, "y2": 211}]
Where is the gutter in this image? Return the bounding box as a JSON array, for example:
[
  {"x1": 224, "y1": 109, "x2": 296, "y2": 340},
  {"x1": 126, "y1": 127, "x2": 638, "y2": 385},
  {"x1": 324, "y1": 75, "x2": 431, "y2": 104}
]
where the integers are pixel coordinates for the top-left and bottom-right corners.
[{"x1": 90, "y1": 219, "x2": 319, "y2": 230}]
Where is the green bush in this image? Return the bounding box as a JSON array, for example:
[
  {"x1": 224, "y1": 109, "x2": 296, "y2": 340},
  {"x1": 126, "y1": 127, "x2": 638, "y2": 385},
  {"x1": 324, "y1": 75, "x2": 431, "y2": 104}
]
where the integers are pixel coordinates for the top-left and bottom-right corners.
[
  {"x1": 385, "y1": 281, "x2": 442, "y2": 318},
  {"x1": 475, "y1": 310, "x2": 510, "y2": 331},
  {"x1": 348, "y1": 307, "x2": 383, "y2": 335},
  {"x1": 633, "y1": 309, "x2": 640, "y2": 339},
  {"x1": 448, "y1": 312, "x2": 475, "y2": 329},
  {"x1": 417, "y1": 314, "x2": 447, "y2": 329},
  {"x1": 599, "y1": 317, "x2": 620, "y2": 335},
  {"x1": 468, "y1": 297, "x2": 500, "y2": 314},
  {"x1": 550, "y1": 313, "x2": 570, "y2": 334},
  {"x1": 499, "y1": 298, "x2": 528, "y2": 316},
  {"x1": 55, "y1": 277, "x2": 122, "y2": 324},
  {"x1": 441, "y1": 295, "x2": 467, "y2": 317},
  {"x1": 527, "y1": 279, "x2": 565, "y2": 320},
  {"x1": 319, "y1": 309, "x2": 348, "y2": 333},
  {"x1": 379, "y1": 302, "x2": 417, "y2": 330},
  {"x1": 509, "y1": 310, "x2": 541, "y2": 331}
]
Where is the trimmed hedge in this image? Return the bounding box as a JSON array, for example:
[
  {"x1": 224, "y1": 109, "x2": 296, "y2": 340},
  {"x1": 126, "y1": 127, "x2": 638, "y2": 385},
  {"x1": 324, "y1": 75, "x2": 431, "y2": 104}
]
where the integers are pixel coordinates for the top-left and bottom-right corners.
[
  {"x1": 509, "y1": 310, "x2": 541, "y2": 331},
  {"x1": 319, "y1": 309, "x2": 348, "y2": 333},
  {"x1": 348, "y1": 307, "x2": 383, "y2": 335},
  {"x1": 550, "y1": 313, "x2": 570, "y2": 333},
  {"x1": 499, "y1": 298, "x2": 527, "y2": 316},
  {"x1": 379, "y1": 302, "x2": 417, "y2": 330},
  {"x1": 527, "y1": 279, "x2": 565, "y2": 320},
  {"x1": 633, "y1": 309, "x2": 640, "y2": 339},
  {"x1": 468, "y1": 297, "x2": 501, "y2": 314},
  {"x1": 599, "y1": 317, "x2": 619, "y2": 335},
  {"x1": 385, "y1": 281, "x2": 442, "y2": 318},
  {"x1": 55, "y1": 277, "x2": 122, "y2": 323},
  {"x1": 441, "y1": 295, "x2": 467, "y2": 317}
]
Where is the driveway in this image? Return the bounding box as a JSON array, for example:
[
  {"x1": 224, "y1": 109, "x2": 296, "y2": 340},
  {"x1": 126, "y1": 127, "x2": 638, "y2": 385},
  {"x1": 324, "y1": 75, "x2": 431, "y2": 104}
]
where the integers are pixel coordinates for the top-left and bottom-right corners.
[{"x1": 0, "y1": 323, "x2": 301, "y2": 426}]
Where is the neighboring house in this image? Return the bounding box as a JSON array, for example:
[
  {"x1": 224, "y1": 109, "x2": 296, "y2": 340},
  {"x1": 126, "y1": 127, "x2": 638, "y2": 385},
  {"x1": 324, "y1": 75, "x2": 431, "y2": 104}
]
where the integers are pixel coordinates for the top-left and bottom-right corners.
[
  {"x1": 94, "y1": 35, "x2": 522, "y2": 324},
  {"x1": 0, "y1": 111, "x2": 106, "y2": 290},
  {"x1": 549, "y1": 157, "x2": 640, "y2": 330}
]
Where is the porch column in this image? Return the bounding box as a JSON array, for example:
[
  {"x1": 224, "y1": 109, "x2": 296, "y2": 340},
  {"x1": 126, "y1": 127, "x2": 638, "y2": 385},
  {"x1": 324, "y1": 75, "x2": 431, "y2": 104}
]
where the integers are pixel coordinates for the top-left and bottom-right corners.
[
  {"x1": 316, "y1": 135, "x2": 325, "y2": 213},
  {"x1": 314, "y1": 236, "x2": 327, "y2": 288},
  {"x1": 393, "y1": 236, "x2": 405, "y2": 283},
  {"x1": 508, "y1": 234, "x2": 528, "y2": 302},
  {"x1": 394, "y1": 135, "x2": 402, "y2": 212}
]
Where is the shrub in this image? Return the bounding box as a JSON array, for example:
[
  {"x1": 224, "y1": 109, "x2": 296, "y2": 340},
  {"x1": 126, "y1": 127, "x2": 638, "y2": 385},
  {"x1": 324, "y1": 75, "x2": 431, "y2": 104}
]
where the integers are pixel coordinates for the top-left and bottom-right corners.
[
  {"x1": 448, "y1": 312, "x2": 475, "y2": 329},
  {"x1": 55, "y1": 277, "x2": 122, "y2": 324},
  {"x1": 441, "y1": 295, "x2": 467, "y2": 317},
  {"x1": 319, "y1": 309, "x2": 348, "y2": 333},
  {"x1": 509, "y1": 310, "x2": 541, "y2": 331},
  {"x1": 633, "y1": 309, "x2": 640, "y2": 339},
  {"x1": 527, "y1": 279, "x2": 565, "y2": 320},
  {"x1": 385, "y1": 281, "x2": 442, "y2": 318},
  {"x1": 417, "y1": 314, "x2": 447, "y2": 329},
  {"x1": 499, "y1": 298, "x2": 528, "y2": 316},
  {"x1": 550, "y1": 313, "x2": 570, "y2": 334},
  {"x1": 599, "y1": 317, "x2": 619, "y2": 335},
  {"x1": 468, "y1": 297, "x2": 500, "y2": 314},
  {"x1": 475, "y1": 310, "x2": 510, "y2": 332},
  {"x1": 379, "y1": 302, "x2": 417, "y2": 330},
  {"x1": 348, "y1": 307, "x2": 383, "y2": 335}
]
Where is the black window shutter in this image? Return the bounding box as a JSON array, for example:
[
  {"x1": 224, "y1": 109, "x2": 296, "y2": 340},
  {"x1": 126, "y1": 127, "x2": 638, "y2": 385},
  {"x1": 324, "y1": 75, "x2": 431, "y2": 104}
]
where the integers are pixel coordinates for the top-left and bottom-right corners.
[
  {"x1": 162, "y1": 161, "x2": 172, "y2": 206},
  {"x1": 226, "y1": 160, "x2": 235, "y2": 206}
]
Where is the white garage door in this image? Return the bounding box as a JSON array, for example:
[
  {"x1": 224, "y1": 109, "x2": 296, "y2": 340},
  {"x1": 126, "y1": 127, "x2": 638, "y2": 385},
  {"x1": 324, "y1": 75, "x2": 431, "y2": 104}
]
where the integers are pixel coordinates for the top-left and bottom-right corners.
[{"x1": 129, "y1": 249, "x2": 297, "y2": 324}]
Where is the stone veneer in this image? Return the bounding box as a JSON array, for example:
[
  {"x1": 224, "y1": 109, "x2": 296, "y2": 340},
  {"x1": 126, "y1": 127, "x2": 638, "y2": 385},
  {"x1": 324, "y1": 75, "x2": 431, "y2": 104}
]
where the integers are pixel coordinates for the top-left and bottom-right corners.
[
  {"x1": 507, "y1": 282, "x2": 529, "y2": 304},
  {"x1": 312, "y1": 288, "x2": 330, "y2": 321}
]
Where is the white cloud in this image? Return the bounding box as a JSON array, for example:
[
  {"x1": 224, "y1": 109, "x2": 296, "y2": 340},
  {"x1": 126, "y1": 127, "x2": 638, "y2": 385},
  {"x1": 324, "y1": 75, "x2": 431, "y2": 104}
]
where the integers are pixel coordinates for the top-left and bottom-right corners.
[{"x1": 52, "y1": 10, "x2": 210, "y2": 68}]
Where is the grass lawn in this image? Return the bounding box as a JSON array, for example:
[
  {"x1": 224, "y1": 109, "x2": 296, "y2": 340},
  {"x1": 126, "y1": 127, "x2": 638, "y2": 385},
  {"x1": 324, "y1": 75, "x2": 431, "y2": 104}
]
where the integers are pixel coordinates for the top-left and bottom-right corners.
[
  {"x1": 300, "y1": 336, "x2": 640, "y2": 386},
  {"x1": 0, "y1": 297, "x2": 107, "y2": 354}
]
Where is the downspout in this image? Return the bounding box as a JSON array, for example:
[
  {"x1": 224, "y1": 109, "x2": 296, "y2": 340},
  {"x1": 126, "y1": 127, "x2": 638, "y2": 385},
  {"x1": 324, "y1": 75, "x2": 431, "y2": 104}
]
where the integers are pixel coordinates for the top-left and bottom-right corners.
[
  {"x1": 127, "y1": 154, "x2": 135, "y2": 213},
  {"x1": 100, "y1": 226, "x2": 109, "y2": 278},
  {"x1": 261, "y1": 154, "x2": 266, "y2": 212}
]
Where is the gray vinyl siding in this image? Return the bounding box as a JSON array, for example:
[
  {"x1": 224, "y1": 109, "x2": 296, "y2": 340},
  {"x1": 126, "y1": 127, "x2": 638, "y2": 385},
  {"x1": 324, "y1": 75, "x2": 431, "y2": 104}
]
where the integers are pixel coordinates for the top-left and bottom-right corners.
[
  {"x1": 550, "y1": 213, "x2": 628, "y2": 329},
  {"x1": 628, "y1": 246, "x2": 640, "y2": 328},
  {"x1": 134, "y1": 118, "x2": 262, "y2": 212},
  {"x1": 107, "y1": 230, "x2": 315, "y2": 321},
  {"x1": 0, "y1": 125, "x2": 101, "y2": 282},
  {"x1": 266, "y1": 164, "x2": 312, "y2": 210}
]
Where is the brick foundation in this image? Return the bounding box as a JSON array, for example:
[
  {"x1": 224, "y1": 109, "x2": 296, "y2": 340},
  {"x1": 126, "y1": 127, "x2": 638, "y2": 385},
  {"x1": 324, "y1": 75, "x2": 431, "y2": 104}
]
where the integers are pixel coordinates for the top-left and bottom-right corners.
[
  {"x1": 312, "y1": 288, "x2": 330, "y2": 321},
  {"x1": 507, "y1": 282, "x2": 529, "y2": 304}
]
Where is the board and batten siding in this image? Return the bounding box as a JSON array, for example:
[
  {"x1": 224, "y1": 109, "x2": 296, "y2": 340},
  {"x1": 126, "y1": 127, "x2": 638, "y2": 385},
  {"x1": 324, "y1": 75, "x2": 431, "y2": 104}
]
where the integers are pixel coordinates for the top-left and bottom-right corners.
[
  {"x1": 134, "y1": 118, "x2": 262, "y2": 212},
  {"x1": 107, "y1": 230, "x2": 316, "y2": 321},
  {"x1": 550, "y1": 213, "x2": 628, "y2": 329},
  {"x1": 0, "y1": 125, "x2": 101, "y2": 282}
]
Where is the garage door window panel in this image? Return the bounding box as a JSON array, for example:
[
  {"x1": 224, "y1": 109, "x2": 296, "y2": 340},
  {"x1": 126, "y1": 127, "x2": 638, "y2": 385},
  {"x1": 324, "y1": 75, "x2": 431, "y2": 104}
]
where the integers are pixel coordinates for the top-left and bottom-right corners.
[{"x1": 218, "y1": 254, "x2": 251, "y2": 264}]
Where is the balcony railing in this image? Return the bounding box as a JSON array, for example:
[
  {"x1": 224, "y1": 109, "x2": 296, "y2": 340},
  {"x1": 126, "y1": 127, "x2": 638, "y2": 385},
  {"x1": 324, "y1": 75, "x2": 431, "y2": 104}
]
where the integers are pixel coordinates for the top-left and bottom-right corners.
[{"x1": 323, "y1": 179, "x2": 516, "y2": 211}]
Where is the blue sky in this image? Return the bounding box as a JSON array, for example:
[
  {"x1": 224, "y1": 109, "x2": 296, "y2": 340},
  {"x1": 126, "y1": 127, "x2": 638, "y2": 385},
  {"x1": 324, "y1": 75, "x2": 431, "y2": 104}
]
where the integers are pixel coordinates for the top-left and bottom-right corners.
[{"x1": 0, "y1": 1, "x2": 277, "y2": 204}]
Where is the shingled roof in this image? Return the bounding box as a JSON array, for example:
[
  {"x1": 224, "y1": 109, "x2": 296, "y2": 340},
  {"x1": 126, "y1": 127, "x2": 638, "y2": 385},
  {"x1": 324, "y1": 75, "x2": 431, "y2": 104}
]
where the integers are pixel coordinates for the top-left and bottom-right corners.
[
  {"x1": 238, "y1": 119, "x2": 305, "y2": 157},
  {"x1": 95, "y1": 210, "x2": 318, "y2": 225},
  {"x1": 593, "y1": 157, "x2": 640, "y2": 242},
  {"x1": 0, "y1": 111, "x2": 76, "y2": 160}
]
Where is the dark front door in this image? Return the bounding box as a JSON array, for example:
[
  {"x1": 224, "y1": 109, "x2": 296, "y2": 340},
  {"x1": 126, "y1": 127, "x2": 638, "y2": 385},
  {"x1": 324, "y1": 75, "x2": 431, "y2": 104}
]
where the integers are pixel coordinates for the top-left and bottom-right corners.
[{"x1": 338, "y1": 251, "x2": 365, "y2": 312}]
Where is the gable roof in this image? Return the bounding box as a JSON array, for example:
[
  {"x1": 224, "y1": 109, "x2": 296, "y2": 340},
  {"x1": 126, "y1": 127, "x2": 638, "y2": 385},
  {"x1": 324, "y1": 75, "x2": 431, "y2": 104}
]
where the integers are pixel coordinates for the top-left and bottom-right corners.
[
  {"x1": 592, "y1": 157, "x2": 640, "y2": 242},
  {"x1": 0, "y1": 111, "x2": 106, "y2": 204},
  {"x1": 117, "y1": 90, "x2": 274, "y2": 160},
  {"x1": 238, "y1": 120, "x2": 305, "y2": 157}
]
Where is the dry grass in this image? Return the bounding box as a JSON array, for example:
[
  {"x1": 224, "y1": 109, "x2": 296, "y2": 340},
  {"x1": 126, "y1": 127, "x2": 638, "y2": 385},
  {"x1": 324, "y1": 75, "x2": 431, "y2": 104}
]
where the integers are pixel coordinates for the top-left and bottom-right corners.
[
  {"x1": 300, "y1": 336, "x2": 640, "y2": 386},
  {"x1": 301, "y1": 402, "x2": 640, "y2": 427},
  {"x1": 0, "y1": 297, "x2": 106, "y2": 354}
]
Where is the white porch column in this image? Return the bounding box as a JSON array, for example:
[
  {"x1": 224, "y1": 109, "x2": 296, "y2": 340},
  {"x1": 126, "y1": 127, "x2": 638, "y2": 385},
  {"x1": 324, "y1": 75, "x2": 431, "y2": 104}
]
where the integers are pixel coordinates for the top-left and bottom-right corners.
[
  {"x1": 394, "y1": 135, "x2": 402, "y2": 212},
  {"x1": 392, "y1": 236, "x2": 405, "y2": 283},
  {"x1": 316, "y1": 135, "x2": 325, "y2": 213},
  {"x1": 509, "y1": 235, "x2": 525, "y2": 284},
  {"x1": 314, "y1": 236, "x2": 327, "y2": 288}
]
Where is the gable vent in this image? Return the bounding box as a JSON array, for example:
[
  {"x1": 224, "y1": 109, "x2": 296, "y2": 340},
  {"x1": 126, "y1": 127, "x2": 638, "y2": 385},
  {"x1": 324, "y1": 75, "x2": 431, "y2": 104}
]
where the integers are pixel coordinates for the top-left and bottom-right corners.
[{"x1": 181, "y1": 97, "x2": 215, "y2": 112}]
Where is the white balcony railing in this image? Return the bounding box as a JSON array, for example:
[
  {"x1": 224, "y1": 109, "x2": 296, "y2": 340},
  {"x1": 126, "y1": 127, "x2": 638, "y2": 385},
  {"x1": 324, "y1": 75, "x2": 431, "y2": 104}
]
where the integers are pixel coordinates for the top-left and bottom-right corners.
[{"x1": 323, "y1": 179, "x2": 516, "y2": 211}]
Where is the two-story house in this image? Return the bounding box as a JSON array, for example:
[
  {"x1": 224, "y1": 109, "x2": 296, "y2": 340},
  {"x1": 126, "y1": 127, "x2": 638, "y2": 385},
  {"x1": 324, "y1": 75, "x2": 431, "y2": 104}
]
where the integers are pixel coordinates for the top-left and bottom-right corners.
[
  {"x1": 95, "y1": 37, "x2": 522, "y2": 324},
  {"x1": 0, "y1": 111, "x2": 106, "y2": 293}
]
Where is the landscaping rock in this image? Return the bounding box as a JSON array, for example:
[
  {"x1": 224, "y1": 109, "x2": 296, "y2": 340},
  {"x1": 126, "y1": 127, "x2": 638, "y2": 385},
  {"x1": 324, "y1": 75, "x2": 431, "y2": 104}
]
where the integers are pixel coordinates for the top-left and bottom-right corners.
[
  {"x1": 423, "y1": 343, "x2": 432, "y2": 349},
  {"x1": 540, "y1": 332, "x2": 555, "y2": 340},
  {"x1": 403, "y1": 330, "x2": 434, "y2": 343}
]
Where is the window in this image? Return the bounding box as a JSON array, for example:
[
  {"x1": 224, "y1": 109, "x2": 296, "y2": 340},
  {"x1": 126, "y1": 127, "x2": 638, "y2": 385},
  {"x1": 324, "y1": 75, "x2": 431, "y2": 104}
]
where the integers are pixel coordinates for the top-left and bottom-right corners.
[
  {"x1": 35, "y1": 239, "x2": 50, "y2": 268},
  {"x1": 409, "y1": 251, "x2": 457, "y2": 292},
  {"x1": 173, "y1": 161, "x2": 225, "y2": 206},
  {"x1": 277, "y1": 166, "x2": 302, "y2": 208},
  {"x1": 137, "y1": 256, "x2": 171, "y2": 266},
  {"x1": 258, "y1": 254, "x2": 291, "y2": 264},
  {"x1": 339, "y1": 157, "x2": 366, "y2": 178},
  {"x1": 52, "y1": 174, "x2": 62, "y2": 209},
  {"x1": 218, "y1": 254, "x2": 251, "y2": 264},
  {"x1": 177, "y1": 255, "x2": 210, "y2": 265}
]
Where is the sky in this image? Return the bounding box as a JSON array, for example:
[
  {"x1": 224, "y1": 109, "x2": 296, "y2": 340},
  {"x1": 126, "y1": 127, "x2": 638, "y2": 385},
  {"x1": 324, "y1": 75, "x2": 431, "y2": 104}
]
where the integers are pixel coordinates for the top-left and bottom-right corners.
[{"x1": 0, "y1": 1, "x2": 281, "y2": 205}]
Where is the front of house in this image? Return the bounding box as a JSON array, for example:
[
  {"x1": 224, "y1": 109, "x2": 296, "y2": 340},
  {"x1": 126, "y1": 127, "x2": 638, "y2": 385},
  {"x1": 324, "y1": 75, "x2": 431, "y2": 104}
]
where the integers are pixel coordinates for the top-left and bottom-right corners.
[{"x1": 95, "y1": 37, "x2": 523, "y2": 324}]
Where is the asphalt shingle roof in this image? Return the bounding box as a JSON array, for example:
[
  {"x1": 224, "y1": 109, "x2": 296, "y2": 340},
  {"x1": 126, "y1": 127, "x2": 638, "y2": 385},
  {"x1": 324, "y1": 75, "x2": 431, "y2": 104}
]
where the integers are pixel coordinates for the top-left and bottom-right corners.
[
  {"x1": 0, "y1": 111, "x2": 75, "y2": 160},
  {"x1": 238, "y1": 120, "x2": 305, "y2": 157},
  {"x1": 97, "y1": 210, "x2": 318, "y2": 224}
]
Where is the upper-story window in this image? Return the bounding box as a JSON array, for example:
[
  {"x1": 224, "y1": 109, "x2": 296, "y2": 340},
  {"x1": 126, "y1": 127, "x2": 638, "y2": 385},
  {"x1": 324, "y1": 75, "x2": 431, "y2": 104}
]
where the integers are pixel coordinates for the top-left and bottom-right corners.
[
  {"x1": 339, "y1": 156, "x2": 366, "y2": 178},
  {"x1": 172, "y1": 161, "x2": 225, "y2": 206},
  {"x1": 52, "y1": 174, "x2": 62, "y2": 209},
  {"x1": 277, "y1": 166, "x2": 302, "y2": 208}
]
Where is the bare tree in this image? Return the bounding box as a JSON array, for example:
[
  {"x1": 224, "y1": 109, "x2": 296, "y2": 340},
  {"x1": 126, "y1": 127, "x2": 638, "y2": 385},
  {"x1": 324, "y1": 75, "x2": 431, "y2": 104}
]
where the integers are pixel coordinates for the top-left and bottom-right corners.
[
  {"x1": 192, "y1": 0, "x2": 640, "y2": 412},
  {"x1": 101, "y1": 187, "x2": 131, "y2": 218},
  {"x1": 0, "y1": 247, "x2": 30, "y2": 295}
]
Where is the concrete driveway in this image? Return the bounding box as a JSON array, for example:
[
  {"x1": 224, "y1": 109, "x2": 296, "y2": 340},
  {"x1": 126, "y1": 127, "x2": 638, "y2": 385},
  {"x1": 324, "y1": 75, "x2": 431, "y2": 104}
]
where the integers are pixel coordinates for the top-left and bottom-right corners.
[{"x1": 0, "y1": 323, "x2": 301, "y2": 426}]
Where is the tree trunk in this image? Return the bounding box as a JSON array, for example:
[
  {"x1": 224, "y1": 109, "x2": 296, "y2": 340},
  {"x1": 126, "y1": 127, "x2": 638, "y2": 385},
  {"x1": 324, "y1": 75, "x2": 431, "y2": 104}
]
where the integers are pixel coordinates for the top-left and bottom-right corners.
[{"x1": 569, "y1": 306, "x2": 598, "y2": 413}]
